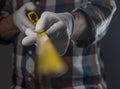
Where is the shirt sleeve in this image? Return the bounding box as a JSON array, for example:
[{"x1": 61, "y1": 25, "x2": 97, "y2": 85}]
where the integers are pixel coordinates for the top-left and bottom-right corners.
[{"x1": 72, "y1": 0, "x2": 116, "y2": 47}]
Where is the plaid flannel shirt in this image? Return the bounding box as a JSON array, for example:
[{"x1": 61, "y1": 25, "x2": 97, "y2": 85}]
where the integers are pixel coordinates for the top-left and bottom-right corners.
[{"x1": 0, "y1": 0, "x2": 116, "y2": 89}]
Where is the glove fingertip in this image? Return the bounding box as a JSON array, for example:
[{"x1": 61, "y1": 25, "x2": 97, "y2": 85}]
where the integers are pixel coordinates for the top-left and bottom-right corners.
[
  {"x1": 25, "y1": 28, "x2": 33, "y2": 35},
  {"x1": 22, "y1": 36, "x2": 37, "y2": 46},
  {"x1": 22, "y1": 38, "x2": 29, "y2": 46}
]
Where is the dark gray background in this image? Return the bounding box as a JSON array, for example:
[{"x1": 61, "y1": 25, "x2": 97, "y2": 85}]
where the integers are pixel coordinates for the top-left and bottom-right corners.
[{"x1": 0, "y1": 0, "x2": 120, "y2": 89}]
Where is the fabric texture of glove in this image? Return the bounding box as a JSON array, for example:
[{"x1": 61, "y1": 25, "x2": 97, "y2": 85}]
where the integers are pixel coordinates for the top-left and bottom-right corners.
[
  {"x1": 22, "y1": 11, "x2": 74, "y2": 55},
  {"x1": 22, "y1": 28, "x2": 37, "y2": 45},
  {"x1": 13, "y1": 2, "x2": 36, "y2": 33}
]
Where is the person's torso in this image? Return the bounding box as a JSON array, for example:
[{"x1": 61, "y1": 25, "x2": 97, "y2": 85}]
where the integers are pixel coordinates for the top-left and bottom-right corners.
[{"x1": 6, "y1": 0, "x2": 106, "y2": 89}]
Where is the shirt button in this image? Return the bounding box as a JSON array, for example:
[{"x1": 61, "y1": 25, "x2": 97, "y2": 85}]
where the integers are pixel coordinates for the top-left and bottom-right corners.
[
  {"x1": 36, "y1": 1, "x2": 40, "y2": 5},
  {"x1": 28, "y1": 77, "x2": 32, "y2": 81},
  {"x1": 28, "y1": 50, "x2": 32, "y2": 54}
]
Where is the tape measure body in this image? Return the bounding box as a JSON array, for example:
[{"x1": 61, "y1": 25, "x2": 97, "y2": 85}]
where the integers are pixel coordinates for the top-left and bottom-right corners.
[{"x1": 26, "y1": 10, "x2": 39, "y2": 25}]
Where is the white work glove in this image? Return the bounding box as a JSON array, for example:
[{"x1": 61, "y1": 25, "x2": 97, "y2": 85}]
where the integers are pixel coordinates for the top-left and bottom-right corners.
[
  {"x1": 13, "y1": 2, "x2": 36, "y2": 33},
  {"x1": 22, "y1": 11, "x2": 74, "y2": 55}
]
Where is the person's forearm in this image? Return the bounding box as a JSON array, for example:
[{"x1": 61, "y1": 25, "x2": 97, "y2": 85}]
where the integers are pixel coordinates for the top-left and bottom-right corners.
[
  {"x1": 71, "y1": 0, "x2": 116, "y2": 47},
  {"x1": 71, "y1": 11, "x2": 91, "y2": 41},
  {"x1": 0, "y1": 14, "x2": 20, "y2": 41}
]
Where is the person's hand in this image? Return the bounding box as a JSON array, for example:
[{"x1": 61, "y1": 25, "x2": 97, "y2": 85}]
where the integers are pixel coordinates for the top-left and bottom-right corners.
[
  {"x1": 22, "y1": 28, "x2": 37, "y2": 45},
  {"x1": 22, "y1": 11, "x2": 74, "y2": 55},
  {"x1": 13, "y1": 2, "x2": 36, "y2": 33}
]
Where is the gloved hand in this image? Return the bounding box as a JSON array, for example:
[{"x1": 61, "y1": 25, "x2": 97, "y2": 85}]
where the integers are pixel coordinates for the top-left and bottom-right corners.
[
  {"x1": 13, "y1": 2, "x2": 36, "y2": 33},
  {"x1": 22, "y1": 11, "x2": 74, "y2": 55}
]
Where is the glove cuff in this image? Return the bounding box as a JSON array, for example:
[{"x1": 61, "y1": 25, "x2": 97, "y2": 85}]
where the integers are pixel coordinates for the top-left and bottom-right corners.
[{"x1": 57, "y1": 12, "x2": 75, "y2": 38}]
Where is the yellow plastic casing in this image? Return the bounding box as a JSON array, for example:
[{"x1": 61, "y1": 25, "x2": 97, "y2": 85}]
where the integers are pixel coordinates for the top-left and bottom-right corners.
[{"x1": 26, "y1": 10, "x2": 39, "y2": 25}]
